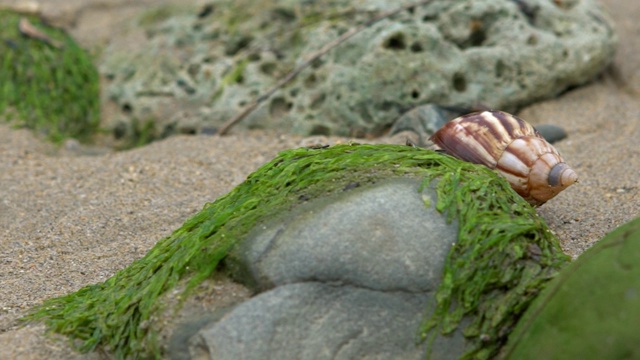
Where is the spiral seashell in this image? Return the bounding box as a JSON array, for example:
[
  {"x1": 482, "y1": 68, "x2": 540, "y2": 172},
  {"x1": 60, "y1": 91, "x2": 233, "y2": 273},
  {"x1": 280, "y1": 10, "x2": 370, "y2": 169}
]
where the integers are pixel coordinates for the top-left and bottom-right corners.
[{"x1": 430, "y1": 110, "x2": 578, "y2": 206}]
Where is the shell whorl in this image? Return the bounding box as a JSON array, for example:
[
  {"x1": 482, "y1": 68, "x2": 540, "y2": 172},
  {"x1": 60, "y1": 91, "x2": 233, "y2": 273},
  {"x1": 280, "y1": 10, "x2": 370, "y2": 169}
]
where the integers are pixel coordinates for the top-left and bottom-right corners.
[{"x1": 430, "y1": 110, "x2": 577, "y2": 205}]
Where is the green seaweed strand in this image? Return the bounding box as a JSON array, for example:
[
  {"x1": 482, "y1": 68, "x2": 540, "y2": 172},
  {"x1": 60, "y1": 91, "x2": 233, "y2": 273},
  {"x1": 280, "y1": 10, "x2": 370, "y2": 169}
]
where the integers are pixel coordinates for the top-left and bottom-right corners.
[
  {"x1": 23, "y1": 144, "x2": 569, "y2": 359},
  {"x1": 419, "y1": 155, "x2": 570, "y2": 359}
]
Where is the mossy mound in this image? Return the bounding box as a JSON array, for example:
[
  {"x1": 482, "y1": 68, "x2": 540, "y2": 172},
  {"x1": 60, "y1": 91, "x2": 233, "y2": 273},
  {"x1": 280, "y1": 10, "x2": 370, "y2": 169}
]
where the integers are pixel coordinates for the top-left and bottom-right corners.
[
  {"x1": 23, "y1": 144, "x2": 569, "y2": 359},
  {"x1": 501, "y1": 216, "x2": 640, "y2": 359},
  {"x1": 0, "y1": 11, "x2": 100, "y2": 143}
]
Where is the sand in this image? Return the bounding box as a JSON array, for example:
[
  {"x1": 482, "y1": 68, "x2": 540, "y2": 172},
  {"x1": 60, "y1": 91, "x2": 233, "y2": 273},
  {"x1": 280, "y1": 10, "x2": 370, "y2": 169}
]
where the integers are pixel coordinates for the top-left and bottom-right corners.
[{"x1": 0, "y1": 0, "x2": 638, "y2": 358}]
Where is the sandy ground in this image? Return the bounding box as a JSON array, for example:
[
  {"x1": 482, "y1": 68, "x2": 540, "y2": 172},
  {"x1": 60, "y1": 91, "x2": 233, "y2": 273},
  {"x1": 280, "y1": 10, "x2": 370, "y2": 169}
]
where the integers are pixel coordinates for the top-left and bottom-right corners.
[{"x1": 0, "y1": 0, "x2": 639, "y2": 358}]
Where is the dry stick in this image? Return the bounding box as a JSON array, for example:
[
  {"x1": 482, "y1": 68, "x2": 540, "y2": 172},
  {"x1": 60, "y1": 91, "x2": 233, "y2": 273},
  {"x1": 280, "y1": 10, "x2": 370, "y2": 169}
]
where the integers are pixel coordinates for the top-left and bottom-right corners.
[{"x1": 216, "y1": 0, "x2": 434, "y2": 136}]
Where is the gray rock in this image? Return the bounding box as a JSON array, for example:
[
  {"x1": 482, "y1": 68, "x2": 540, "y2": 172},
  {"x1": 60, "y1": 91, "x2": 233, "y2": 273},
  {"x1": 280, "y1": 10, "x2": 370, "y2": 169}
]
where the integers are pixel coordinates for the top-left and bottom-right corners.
[
  {"x1": 99, "y1": 0, "x2": 616, "y2": 142},
  {"x1": 535, "y1": 124, "x2": 568, "y2": 144},
  {"x1": 188, "y1": 283, "x2": 466, "y2": 360},
  {"x1": 228, "y1": 179, "x2": 457, "y2": 292},
  {"x1": 389, "y1": 104, "x2": 473, "y2": 146},
  {"x1": 179, "y1": 178, "x2": 467, "y2": 359}
]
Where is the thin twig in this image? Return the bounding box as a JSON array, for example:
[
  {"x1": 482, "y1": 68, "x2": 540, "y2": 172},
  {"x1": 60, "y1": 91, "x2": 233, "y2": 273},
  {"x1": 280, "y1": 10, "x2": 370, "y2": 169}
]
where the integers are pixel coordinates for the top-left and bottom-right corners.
[{"x1": 216, "y1": 0, "x2": 434, "y2": 136}]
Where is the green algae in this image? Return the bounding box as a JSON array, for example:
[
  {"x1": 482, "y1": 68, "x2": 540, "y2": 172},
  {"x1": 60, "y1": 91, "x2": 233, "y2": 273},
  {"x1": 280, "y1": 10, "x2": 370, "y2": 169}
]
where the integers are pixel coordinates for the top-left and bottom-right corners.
[
  {"x1": 22, "y1": 144, "x2": 569, "y2": 359},
  {"x1": 0, "y1": 11, "x2": 100, "y2": 143},
  {"x1": 419, "y1": 164, "x2": 570, "y2": 359},
  {"x1": 501, "y1": 216, "x2": 640, "y2": 359}
]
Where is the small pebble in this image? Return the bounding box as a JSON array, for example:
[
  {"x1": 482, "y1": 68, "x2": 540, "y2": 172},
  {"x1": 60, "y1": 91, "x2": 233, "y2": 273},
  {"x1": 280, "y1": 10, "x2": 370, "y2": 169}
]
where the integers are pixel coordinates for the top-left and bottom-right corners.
[{"x1": 535, "y1": 124, "x2": 567, "y2": 144}]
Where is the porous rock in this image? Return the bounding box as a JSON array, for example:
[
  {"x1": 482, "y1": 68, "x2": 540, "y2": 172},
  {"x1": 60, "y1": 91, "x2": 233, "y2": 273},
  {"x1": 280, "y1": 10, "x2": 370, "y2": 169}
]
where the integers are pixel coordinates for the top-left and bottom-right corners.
[{"x1": 100, "y1": 0, "x2": 616, "y2": 142}]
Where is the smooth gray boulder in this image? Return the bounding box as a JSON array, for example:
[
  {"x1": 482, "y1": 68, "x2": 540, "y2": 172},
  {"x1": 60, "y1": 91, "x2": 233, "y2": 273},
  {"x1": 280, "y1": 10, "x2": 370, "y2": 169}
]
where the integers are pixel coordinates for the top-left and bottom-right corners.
[
  {"x1": 188, "y1": 283, "x2": 466, "y2": 360},
  {"x1": 100, "y1": 0, "x2": 616, "y2": 143},
  {"x1": 229, "y1": 179, "x2": 456, "y2": 292},
  {"x1": 180, "y1": 178, "x2": 465, "y2": 359}
]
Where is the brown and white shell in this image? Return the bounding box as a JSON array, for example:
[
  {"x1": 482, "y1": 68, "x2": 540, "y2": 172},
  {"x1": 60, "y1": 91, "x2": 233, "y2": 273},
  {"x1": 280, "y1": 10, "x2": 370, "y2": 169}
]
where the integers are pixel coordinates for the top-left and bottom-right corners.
[{"x1": 430, "y1": 110, "x2": 578, "y2": 206}]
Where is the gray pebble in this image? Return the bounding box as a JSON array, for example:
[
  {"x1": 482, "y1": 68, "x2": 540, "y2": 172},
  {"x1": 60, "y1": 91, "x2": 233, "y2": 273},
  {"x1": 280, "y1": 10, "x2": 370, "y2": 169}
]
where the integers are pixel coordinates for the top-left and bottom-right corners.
[{"x1": 535, "y1": 124, "x2": 568, "y2": 144}]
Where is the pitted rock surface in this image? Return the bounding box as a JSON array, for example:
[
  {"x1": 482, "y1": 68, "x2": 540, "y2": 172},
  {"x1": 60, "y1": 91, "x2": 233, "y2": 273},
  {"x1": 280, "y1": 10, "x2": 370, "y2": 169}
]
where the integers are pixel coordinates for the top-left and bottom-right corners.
[{"x1": 99, "y1": 0, "x2": 616, "y2": 142}]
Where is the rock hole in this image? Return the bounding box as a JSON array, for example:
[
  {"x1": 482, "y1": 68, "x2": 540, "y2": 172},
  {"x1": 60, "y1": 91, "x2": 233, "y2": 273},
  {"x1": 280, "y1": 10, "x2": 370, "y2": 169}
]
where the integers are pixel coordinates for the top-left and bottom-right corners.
[
  {"x1": 513, "y1": 0, "x2": 538, "y2": 23},
  {"x1": 248, "y1": 52, "x2": 261, "y2": 62},
  {"x1": 452, "y1": 73, "x2": 467, "y2": 92},
  {"x1": 310, "y1": 93, "x2": 326, "y2": 110},
  {"x1": 162, "y1": 123, "x2": 177, "y2": 137},
  {"x1": 311, "y1": 58, "x2": 324, "y2": 69},
  {"x1": 271, "y1": 7, "x2": 297, "y2": 22},
  {"x1": 235, "y1": 72, "x2": 244, "y2": 84},
  {"x1": 383, "y1": 33, "x2": 406, "y2": 50},
  {"x1": 197, "y1": 4, "x2": 215, "y2": 18},
  {"x1": 468, "y1": 20, "x2": 486, "y2": 47},
  {"x1": 269, "y1": 97, "x2": 292, "y2": 118},
  {"x1": 310, "y1": 124, "x2": 331, "y2": 136},
  {"x1": 179, "y1": 126, "x2": 197, "y2": 135},
  {"x1": 187, "y1": 63, "x2": 200, "y2": 78},
  {"x1": 113, "y1": 122, "x2": 127, "y2": 139},
  {"x1": 411, "y1": 89, "x2": 420, "y2": 99},
  {"x1": 122, "y1": 103, "x2": 133, "y2": 114},
  {"x1": 260, "y1": 62, "x2": 276, "y2": 76},
  {"x1": 177, "y1": 79, "x2": 196, "y2": 94},
  {"x1": 378, "y1": 101, "x2": 395, "y2": 111},
  {"x1": 224, "y1": 35, "x2": 253, "y2": 56},
  {"x1": 304, "y1": 74, "x2": 317, "y2": 88},
  {"x1": 518, "y1": 80, "x2": 528, "y2": 90},
  {"x1": 495, "y1": 60, "x2": 506, "y2": 78},
  {"x1": 410, "y1": 42, "x2": 423, "y2": 52},
  {"x1": 553, "y1": 0, "x2": 577, "y2": 10},
  {"x1": 422, "y1": 14, "x2": 436, "y2": 22}
]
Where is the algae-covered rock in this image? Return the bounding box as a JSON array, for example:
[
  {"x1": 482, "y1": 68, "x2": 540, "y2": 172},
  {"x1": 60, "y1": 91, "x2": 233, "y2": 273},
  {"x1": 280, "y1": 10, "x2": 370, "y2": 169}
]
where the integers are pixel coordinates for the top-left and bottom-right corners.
[
  {"x1": 0, "y1": 11, "x2": 100, "y2": 143},
  {"x1": 201, "y1": 179, "x2": 460, "y2": 359},
  {"x1": 23, "y1": 144, "x2": 569, "y2": 359},
  {"x1": 100, "y1": 0, "x2": 615, "y2": 142},
  {"x1": 501, "y1": 216, "x2": 640, "y2": 360}
]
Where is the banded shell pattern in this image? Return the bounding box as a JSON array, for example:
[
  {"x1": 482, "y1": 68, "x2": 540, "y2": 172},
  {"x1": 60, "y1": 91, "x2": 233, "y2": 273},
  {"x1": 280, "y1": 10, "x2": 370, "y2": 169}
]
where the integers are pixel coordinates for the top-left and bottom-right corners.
[{"x1": 430, "y1": 110, "x2": 578, "y2": 206}]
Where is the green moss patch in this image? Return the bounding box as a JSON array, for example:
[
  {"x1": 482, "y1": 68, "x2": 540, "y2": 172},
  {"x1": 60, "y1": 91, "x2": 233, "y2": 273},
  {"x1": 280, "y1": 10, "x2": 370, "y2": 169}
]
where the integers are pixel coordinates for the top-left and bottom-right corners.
[
  {"x1": 0, "y1": 11, "x2": 100, "y2": 143},
  {"x1": 501, "y1": 216, "x2": 640, "y2": 359},
  {"x1": 23, "y1": 144, "x2": 569, "y2": 358}
]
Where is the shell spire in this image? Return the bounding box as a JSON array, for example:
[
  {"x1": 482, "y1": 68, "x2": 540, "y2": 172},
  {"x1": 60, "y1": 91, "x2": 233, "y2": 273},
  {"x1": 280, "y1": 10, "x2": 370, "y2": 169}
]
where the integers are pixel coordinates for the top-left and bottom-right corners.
[{"x1": 430, "y1": 110, "x2": 577, "y2": 206}]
